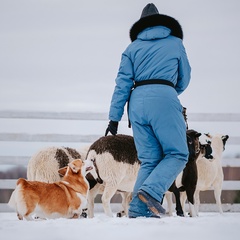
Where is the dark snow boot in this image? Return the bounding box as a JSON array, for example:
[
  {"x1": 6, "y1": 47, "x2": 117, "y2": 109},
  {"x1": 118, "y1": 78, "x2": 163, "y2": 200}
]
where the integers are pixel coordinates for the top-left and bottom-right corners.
[{"x1": 138, "y1": 190, "x2": 166, "y2": 215}]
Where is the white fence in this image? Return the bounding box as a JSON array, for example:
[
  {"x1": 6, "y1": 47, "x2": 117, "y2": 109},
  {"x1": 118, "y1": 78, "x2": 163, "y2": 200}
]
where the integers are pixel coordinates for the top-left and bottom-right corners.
[{"x1": 0, "y1": 111, "x2": 240, "y2": 212}]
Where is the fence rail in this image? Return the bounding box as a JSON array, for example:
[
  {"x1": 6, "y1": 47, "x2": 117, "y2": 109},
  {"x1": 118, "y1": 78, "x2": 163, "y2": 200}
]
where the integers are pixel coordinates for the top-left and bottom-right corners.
[
  {"x1": 1, "y1": 133, "x2": 240, "y2": 144},
  {"x1": 0, "y1": 110, "x2": 240, "y2": 122},
  {"x1": 0, "y1": 133, "x2": 101, "y2": 143}
]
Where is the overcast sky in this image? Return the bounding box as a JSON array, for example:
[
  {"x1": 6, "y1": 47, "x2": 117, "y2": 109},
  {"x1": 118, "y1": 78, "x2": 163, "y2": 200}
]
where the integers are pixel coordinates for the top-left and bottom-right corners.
[{"x1": 0, "y1": 0, "x2": 240, "y2": 113}]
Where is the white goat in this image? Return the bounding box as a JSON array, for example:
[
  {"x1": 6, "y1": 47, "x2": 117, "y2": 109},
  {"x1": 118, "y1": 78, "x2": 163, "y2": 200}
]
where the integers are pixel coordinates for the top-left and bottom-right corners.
[{"x1": 194, "y1": 133, "x2": 229, "y2": 215}]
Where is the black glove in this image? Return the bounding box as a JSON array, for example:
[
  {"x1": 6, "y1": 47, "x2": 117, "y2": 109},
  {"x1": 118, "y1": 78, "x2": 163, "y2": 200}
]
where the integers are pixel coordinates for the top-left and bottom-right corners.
[{"x1": 105, "y1": 121, "x2": 118, "y2": 136}]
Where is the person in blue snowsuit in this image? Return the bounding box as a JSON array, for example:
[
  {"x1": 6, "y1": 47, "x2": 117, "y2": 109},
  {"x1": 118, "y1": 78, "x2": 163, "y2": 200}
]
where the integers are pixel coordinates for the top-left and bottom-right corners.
[{"x1": 105, "y1": 3, "x2": 191, "y2": 218}]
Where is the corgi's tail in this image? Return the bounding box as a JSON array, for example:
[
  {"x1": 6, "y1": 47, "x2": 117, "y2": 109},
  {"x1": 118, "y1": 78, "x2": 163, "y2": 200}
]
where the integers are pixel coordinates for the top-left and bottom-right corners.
[
  {"x1": 8, "y1": 179, "x2": 24, "y2": 210},
  {"x1": 8, "y1": 189, "x2": 17, "y2": 210}
]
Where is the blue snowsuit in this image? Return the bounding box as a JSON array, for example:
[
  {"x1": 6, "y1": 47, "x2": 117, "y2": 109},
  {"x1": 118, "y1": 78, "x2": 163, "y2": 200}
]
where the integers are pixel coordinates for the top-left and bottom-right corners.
[{"x1": 108, "y1": 16, "x2": 191, "y2": 217}]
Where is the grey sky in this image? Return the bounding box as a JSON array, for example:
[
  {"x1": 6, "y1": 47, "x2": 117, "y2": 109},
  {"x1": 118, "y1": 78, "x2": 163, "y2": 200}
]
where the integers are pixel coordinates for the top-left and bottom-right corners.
[{"x1": 0, "y1": 0, "x2": 240, "y2": 113}]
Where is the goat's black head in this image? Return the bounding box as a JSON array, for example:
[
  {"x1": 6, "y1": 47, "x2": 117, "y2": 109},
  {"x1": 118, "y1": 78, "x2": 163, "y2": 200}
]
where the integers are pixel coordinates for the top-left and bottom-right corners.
[{"x1": 186, "y1": 129, "x2": 201, "y2": 161}]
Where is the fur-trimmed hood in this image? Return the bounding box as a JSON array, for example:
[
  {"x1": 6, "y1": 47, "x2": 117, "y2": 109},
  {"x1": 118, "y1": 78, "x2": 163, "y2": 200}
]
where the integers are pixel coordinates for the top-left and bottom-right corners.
[{"x1": 130, "y1": 14, "x2": 183, "y2": 42}]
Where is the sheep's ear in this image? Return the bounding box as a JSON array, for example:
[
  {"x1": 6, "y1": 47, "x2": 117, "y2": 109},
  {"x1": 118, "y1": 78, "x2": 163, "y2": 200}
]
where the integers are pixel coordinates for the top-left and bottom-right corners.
[{"x1": 58, "y1": 166, "x2": 68, "y2": 176}]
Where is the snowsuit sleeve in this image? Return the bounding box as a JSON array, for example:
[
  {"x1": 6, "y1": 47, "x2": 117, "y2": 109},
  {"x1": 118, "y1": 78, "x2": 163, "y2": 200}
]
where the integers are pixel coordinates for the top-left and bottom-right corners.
[
  {"x1": 175, "y1": 43, "x2": 191, "y2": 95},
  {"x1": 109, "y1": 52, "x2": 134, "y2": 121}
]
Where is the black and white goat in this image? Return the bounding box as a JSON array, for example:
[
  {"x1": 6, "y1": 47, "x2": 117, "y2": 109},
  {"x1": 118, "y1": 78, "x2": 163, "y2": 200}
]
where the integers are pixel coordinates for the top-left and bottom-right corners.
[
  {"x1": 165, "y1": 129, "x2": 202, "y2": 217},
  {"x1": 165, "y1": 132, "x2": 214, "y2": 217}
]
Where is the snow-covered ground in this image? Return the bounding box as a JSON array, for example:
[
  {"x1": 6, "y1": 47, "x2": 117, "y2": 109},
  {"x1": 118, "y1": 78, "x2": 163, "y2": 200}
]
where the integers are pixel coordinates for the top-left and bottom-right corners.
[{"x1": 1, "y1": 208, "x2": 240, "y2": 240}]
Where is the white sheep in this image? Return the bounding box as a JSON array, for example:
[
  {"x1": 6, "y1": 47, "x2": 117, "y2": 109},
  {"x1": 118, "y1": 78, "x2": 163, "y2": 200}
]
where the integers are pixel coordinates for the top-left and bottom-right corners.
[
  {"x1": 86, "y1": 134, "x2": 139, "y2": 218},
  {"x1": 27, "y1": 145, "x2": 89, "y2": 182},
  {"x1": 194, "y1": 133, "x2": 229, "y2": 215}
]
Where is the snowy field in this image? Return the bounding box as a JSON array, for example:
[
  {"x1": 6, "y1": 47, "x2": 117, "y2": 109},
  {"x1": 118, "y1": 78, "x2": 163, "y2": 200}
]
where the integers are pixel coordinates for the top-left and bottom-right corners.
[{"x1": 1, "y1": 208, "x2": 240, "y2": 240}]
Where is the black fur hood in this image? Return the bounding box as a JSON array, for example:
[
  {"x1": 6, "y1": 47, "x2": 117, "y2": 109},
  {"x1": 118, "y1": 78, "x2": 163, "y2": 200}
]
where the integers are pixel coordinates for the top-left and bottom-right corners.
[{"x1": 130, "y1": 14, "x2": 183, "y2": 42}]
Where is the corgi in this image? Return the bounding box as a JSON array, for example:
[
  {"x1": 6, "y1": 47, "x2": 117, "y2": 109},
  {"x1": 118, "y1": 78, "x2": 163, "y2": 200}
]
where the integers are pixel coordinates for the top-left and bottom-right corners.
[{"x1": 8, "y1": 159, "x2": 94, "y2": 220}]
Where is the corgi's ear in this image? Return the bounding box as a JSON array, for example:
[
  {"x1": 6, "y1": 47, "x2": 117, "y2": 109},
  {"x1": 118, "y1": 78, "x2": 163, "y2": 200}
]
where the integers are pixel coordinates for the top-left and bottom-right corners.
[
  {"x1": 58, "y1": 166, "x2": 68, "y2": 176},
  {"x1": 69, "y1": 162, "x2": 80, "y2": 173}
]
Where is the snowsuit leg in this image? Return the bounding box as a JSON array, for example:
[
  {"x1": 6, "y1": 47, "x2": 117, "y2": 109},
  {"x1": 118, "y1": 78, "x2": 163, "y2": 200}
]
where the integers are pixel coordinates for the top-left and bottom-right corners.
[{"x1": 128, "y1": 86, "x2": 188, "y2": 216}]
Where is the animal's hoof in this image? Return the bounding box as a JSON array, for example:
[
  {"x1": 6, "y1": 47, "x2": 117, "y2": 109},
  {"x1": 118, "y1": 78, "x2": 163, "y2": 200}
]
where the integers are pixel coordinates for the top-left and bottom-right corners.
[
  {"x1": 81, "y1": 212, "x2": 87, "y2": 218},
  {"x1": 116, "y1": 210, "x2": 125, "y2": 218},
  {"x1": 177, "y1": 213, "x2": 185, "y2": 217},
  {"x1": 17, "y1": 213, "x2": 23, "y2": 220},
  {"x1": 117, "y1": 213, "x2": 122, "y2": 217}
]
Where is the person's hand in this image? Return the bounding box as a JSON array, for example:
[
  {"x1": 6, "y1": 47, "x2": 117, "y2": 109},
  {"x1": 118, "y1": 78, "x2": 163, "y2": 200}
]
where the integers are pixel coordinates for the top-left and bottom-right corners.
[{"x1": 105, "y1": 121, "x2": 118, "y2": 136}]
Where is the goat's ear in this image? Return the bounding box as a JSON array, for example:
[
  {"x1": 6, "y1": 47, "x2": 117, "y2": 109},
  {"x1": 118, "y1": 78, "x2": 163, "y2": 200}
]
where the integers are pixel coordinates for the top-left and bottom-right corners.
[
  {"x1": 222, "y1": 135, "x2": 229, "y2": 141},
  {"x1": 222, "y1": 135, "x2": 229, "y2": 145},
  {"x1": 58, "y1": 166, "x2": 68, "y2": 176},
  {"x1": 195, "y1": 132, "x2": 201, "y2": 138},
  {"x1": 69, "y1": 162, "x2": 80, "y2": 173},
  {"x1": 204, "y1": 133, "x2": 212, "y2": 138}
]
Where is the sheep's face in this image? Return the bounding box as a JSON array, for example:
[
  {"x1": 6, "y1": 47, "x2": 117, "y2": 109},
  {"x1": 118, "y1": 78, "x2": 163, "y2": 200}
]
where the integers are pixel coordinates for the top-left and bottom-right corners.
[
  {"x1": 200, "y1": 142, "x2": 213, "y2": 159},
  {"x1": 84, "y1": 157, "x2": 104, "y2": 190},
  {"x1": 204, "y1": 133, "x2": 229, "y2": 152}
]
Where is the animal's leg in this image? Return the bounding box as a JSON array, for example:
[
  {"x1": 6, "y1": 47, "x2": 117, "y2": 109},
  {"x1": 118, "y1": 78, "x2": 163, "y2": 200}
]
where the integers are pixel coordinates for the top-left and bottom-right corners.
[
  {"x1": 24, "y1": 213, "x2": 34, "y2": 221},
  {"x1": 117, "y1": 192, "x2": 127, "y2": 217},
  {"x1": 123, "y1": 192, "x2": 132, "y2": 217},
  {"x1": 17, "y1": 201, "x2": 34, "y2": 221},
  {"x1": 87, "y1": 184, "x2": 101, "y2": 218},
  {"x1": 186, "y1": 188, "x2": 197, "y2": 217},
  {"x1": 180, "y1": 191, "x2": 187, "y2": 216},
  {"x1": 101, "y1": 186, "x2": 117, "y2": 217},
  {"x1": 188, "y1": 202, "x2": 197, "y2": 217},
  {"x1": 194, "y1": 190, "x2": 200, "y2": 216},
  {"x1": 172, "y1": 188, "x2": 184, "y2": 217},
  {"x1": 71, "y1": 213, "x2": 80, "y2": 219},
  {"x1": 117, "y1": 192, "x2": 132, "y2": 217},
  {"x1": 213, "y1": 187, "x2": 223, "y2": 214},
  {"x1": 164, "y1": 192, "x2": 173, "y2": 216},
  {"x1": 17, "y1": 212, "x2": 23, "y2": 220},
  {"x1": 87, "y1": 196, "x2": 95, "y2": 218}
]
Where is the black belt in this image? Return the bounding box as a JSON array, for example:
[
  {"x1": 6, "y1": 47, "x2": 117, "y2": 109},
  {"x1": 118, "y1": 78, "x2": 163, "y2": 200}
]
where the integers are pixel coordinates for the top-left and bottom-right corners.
[
  {"x1": 134, "y1": 79, "x2": 174, "y2": 89},
  {"x1": 127, "y1": 79, "x2": 175, "y2": 128}
]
